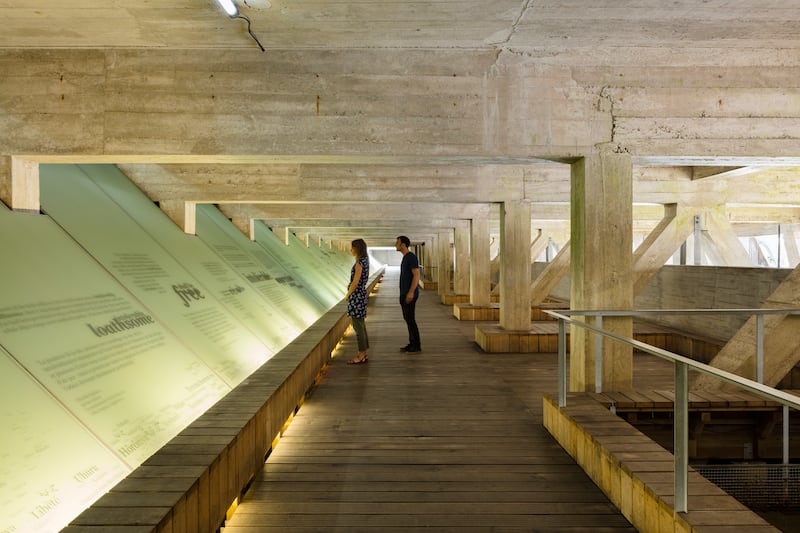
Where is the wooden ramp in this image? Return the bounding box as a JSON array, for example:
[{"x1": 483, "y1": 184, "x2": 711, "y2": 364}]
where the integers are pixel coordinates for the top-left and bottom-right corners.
[{"x1": 222, "y1": 267, "x2": 635, "y2": 532}]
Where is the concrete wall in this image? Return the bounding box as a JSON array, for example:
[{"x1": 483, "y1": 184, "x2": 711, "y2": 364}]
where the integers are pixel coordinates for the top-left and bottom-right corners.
[{"x1": 533, "y1": 262, "x2": 791, "y2": 342}]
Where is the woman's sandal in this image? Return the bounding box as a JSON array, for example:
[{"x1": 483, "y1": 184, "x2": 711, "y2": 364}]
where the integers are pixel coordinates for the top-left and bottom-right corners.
[{"x1": 347, "y1": 352, "x2": 369, "y2": 365}]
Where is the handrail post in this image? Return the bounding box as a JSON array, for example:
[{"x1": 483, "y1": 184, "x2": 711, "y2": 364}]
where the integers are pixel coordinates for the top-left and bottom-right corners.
[
  {"x1": 674, "y1": 361, "x2": 688, "y2": 513},
  {"x1": 756, "y1": 313, "x2": 764, "y2": 383},
  {"x1": 558, "y1": 318, "x2": 567, "y2": 407},
  {"x1": 595, "y1": 314, "x2": 603, "y2": 393},
  {"x1": 784, "y1": 405, "x2": 789, "y2": 465}
]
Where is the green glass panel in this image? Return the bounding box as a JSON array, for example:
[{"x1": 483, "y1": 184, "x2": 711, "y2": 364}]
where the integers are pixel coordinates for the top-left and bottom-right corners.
[
  {"x1": 196, "y1": 204, "x2": 322, "y2": 333},
  {"x1": 40, "y1": 165, "x2": 270, "y2": 385},
  {"x1": 0, "y1": 349, "x2": 130, "y2": 533},
  {"x1": 0, "y1": 208, "x2": 229, "y2": 468}
]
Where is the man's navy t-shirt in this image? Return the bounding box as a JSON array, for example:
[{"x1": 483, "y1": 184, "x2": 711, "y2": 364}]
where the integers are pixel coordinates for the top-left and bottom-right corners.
[{"x1": 399, "y1": 252, "x2": 420, "y2": 297}]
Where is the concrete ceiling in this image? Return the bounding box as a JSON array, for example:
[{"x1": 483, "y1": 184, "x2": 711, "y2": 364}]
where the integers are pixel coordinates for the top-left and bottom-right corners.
[
  {"x1": 5, "y1": 1, "x2": 800, "y2": 246},
  {"x1": 3, "y1": 1, "x2": 798, "y2": 52}
]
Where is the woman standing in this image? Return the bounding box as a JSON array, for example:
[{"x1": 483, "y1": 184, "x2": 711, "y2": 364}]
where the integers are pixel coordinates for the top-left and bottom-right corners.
[{"x1": 346, "y1": 238, "x2": 370, "y2": 364}]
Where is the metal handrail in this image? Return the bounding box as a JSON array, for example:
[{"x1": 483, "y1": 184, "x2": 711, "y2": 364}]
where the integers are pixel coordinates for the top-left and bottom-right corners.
[{"x1": 543, "y1": 308, "x2": 800, "y2": 513}]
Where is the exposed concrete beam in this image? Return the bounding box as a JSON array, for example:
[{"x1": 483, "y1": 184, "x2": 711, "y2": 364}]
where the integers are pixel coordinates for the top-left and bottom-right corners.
[
  {"x1": 218, "y1": 202, "x2": 492, "y2": 220},
  {"x1": 693, "y1": 265, "x2": 800, "y2": 390},
  {"x1": 691, "y1": 166, "x2": 762, "y2": 180},
  {"x1": 257, "y1": 218, "x2": 466, "y2": 229},
  {"x1": 632, "y1": 204, "x2": 697, "y2": 294},
  {"x1": 726, "y1": 206, "x2": 800, "y2": 224},
  {"x1": 701, "y1": 208, "x2": 753, "y2": 267},
  {"x1": 531, "y1": 241, "x2": 570, "y2": 305}
]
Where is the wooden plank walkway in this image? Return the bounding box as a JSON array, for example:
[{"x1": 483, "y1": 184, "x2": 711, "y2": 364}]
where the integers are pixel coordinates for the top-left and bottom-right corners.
[{"x1": 222, "y1": 267, "x2": 635, "y2": 532}]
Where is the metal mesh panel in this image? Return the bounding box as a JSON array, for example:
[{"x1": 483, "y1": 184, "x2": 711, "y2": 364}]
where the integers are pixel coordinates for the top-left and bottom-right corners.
[{"x1": 695, "y1": 464, "x2": 800, "y2": 509}]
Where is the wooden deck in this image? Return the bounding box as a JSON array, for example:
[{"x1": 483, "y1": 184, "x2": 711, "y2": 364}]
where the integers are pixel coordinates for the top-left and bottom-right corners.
[{"x1": 221, "y1": 267, "x2": 636, "y2": 532}]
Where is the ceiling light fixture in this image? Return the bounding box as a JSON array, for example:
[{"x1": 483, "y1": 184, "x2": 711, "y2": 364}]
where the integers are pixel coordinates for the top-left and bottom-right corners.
[{"x1": 215, "y1": 0, "x2": 266, "y2": 52}]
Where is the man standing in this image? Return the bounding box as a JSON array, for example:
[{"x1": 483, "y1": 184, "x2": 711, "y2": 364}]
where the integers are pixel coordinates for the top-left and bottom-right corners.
[{"x1": 396, "y1": 235, "x2": 421, "y2": 353}]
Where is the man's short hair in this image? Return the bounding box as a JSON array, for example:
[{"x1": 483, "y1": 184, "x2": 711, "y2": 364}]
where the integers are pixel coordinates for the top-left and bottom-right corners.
[{"x1": 397, "y1": 235, "x2": 411, "y2": 247}]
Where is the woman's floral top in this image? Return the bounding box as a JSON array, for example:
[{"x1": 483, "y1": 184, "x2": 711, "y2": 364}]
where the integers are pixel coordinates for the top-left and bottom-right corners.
[{"x1": 347, "y1": 256, "x2": 369, "y2": 319}]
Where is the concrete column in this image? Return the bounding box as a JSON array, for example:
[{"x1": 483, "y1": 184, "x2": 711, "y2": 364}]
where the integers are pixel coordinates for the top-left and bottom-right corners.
[
  {"x1": 437, "y1": 230, "x2": 451, "y2": 296},
  {"x1": 453, "y1": 224, "x2": 470, "y2": 294},
  {"x1": 416, "y1": 240, "x2": 427, "y2": 278},
  {"x1": 499, "y1": 200, "x2": 531, "y2": 331},
  {"x1": 421, "y1": 240, "x2": 432, "y2": 278},
  {"x1": 570, "y1": 149, "x2": 633, "y2": 392},
  {"x1": 470, "y1": 215, "x2": 491, "y2": 306},
  {"x1": 426, "y1": 235, "x2": 438, "y2": 285},
  {"x1": 489, "y1": 236, "x2": 501, "y2": 294}
]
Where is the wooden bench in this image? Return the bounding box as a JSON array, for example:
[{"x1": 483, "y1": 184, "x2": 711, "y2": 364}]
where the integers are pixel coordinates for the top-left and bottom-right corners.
[{"x1": 543, "y1": 392, "x2": 781, "y2": 532}]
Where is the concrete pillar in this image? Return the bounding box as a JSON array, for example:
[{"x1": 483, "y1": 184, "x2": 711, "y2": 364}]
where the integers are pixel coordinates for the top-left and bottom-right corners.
[
  {"x1": 427, "y1": 235, "x2": 439, "y2": 285},
  {"x1": 489, "y1": 236, "x2": 501, "y2": 294},
  {"x1": 499, "y1": 200, "x2": 531, "y2": 331},
  {"x1": 470, "y1": 215, "x2": 491, "y2": 306},
  {"x1": 453, "y1": 224, "x2": 470, "y2": 294},
  {"x1": 570, "y1": 149, "x2": 633, "y2": 392},
  {"x1": 417, "y1": 240, "x2": 427, "y2": 278},
  {"x1": 437, "y1": 230, "x2": 451, "y2": 296},
  {"x1": 422, "y1": 240, "x2": 432, "y2": 276}
]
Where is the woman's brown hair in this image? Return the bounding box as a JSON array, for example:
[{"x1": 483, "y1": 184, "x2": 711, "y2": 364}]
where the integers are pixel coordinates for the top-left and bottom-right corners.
[{"x1": 351, "y1": 238, "x2": 368, "y2": 259}]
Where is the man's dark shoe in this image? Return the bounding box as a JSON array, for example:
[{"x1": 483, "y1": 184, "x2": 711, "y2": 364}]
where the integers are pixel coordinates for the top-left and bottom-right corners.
[
  {"x1": 406, "y1": 346, "x2": 422, "y2": 354},
  {"x1": 400, "y1": 344, "x2": 412, "y2": 352}
]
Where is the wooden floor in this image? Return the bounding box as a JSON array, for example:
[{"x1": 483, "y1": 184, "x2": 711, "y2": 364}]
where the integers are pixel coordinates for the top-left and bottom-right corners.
[{"x1": 221, "y1": 267, "x2": 637, "y2": 532}]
